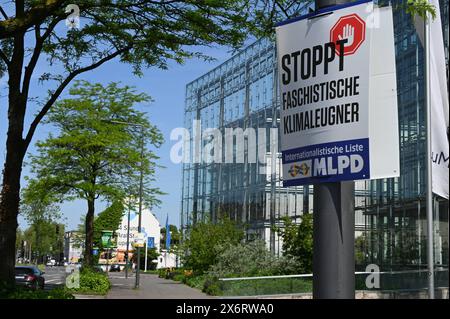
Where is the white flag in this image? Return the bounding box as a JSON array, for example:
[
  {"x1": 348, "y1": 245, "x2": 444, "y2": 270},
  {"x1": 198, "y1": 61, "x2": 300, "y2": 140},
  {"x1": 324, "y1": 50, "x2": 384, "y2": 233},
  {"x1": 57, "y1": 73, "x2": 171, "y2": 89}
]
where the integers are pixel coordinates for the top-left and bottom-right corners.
[{"x1": 414, "y1": 0, "x2": 449, "y2": 199}]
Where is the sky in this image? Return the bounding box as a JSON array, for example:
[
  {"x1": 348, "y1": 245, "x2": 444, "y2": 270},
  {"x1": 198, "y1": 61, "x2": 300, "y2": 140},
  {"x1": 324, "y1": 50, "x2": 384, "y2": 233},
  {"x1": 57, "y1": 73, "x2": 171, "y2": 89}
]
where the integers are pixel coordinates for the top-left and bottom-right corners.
[{"x1": 0, "y1": 25, "x2": 245, "y2": 231}]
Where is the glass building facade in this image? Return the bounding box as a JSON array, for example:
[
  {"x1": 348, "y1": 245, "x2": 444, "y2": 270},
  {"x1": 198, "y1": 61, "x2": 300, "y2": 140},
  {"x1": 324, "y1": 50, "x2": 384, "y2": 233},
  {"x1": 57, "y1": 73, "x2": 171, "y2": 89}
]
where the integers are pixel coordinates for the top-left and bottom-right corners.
[{"x1": 181, "y1": 0, "x2": 448, "y2": 290}]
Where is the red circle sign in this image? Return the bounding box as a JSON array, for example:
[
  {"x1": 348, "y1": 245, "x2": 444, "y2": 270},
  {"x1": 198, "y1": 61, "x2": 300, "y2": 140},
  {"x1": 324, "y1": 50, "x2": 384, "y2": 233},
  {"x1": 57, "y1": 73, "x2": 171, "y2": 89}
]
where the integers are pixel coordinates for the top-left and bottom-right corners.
[{"x1": 330, "y1": 13, "x2": 366, "y2": 56}]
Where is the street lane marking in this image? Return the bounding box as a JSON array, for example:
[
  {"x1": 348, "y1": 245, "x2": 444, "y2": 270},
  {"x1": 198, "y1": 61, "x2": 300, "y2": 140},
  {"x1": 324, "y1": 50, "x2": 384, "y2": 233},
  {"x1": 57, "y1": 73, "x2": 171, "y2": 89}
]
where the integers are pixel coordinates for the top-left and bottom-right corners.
[{"x1": 45, "y1": 279, "x2": 63, "y2": 283}]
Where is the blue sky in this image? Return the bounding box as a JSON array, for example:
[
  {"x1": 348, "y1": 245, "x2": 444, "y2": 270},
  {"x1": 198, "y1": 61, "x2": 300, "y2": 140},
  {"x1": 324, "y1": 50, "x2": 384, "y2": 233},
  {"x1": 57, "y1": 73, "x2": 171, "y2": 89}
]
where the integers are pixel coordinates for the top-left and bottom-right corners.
[{"x1": 0, "y1": 38, "x2": 242, "y2": 231}]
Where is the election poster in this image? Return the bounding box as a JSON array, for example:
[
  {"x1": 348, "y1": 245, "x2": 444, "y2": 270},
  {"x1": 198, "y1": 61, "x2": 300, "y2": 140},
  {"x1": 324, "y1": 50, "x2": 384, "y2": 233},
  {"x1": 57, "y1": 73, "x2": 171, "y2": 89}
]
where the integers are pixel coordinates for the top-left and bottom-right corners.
[{"x1": 276, "y1": 0, "x2": 399, "y2": 186}]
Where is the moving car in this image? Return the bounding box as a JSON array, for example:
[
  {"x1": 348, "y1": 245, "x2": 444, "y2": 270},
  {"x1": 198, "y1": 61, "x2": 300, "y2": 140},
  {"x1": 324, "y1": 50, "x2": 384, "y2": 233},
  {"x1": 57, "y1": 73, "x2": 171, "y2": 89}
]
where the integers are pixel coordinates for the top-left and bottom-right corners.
[{"x1": 14, "y1": 266, "x2": 45, "y2": 290}]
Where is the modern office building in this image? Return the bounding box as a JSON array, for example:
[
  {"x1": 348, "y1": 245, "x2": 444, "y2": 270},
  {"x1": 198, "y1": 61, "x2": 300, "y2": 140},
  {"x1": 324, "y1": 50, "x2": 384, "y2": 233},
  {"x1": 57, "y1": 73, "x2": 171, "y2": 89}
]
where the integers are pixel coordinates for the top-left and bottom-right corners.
[{"x1": 181, "y1": 0, "x2": 449, "y2": 290}]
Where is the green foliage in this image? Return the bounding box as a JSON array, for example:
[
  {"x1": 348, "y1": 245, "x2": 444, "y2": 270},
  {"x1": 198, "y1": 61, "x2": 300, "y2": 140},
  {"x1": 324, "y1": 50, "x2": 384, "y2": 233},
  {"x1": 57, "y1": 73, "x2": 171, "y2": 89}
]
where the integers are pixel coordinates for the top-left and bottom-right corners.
[
  {"x1": 16, "y1": 220, "x2": 65, "y2": 264},
  {"x1": 183, "y1": 274, "x2": 207, "y2": 291},
  {"x1": 181, "y1": 217, "x2": 244, "y2": 274},
  {"x1": 29, "y1": 80, "x2": 163, "y2": 208},
  {"x1": 28, "y1": 81, "x2": 163, "y2": 265},
  {"x1": 276, "y1": 214, "x2": 313, "y2": 273},
  {"x1": 0, "y1": 0, "x2": 310, "y2": 286},
  {"x1": 68, "y1": 268, "x2": 111, "y2": 295},
  {"x1": 207, "y1": 240, "x2": 299, "y2": 278},
  {"x1": 0, "y1": 283, "x2": 74, "y2": 299},
  {"x1": 20, "y1": 180, "x2": 65, "y2": 263},
  {"x1": 405, "y1": 0, "x2": 437, "y2": 20},
  {"x1": 93, "y1": 201, "x2": 125, "y2": 249},
  {"x1": 132, "y1": 248, "x2": 160, "y2": 270},
  {"x1": 355, "y1": 233, "x2": 368, "y2": 267},
  {"x1": 202, "y1": 276, "x2": 223, "y2": 296}
]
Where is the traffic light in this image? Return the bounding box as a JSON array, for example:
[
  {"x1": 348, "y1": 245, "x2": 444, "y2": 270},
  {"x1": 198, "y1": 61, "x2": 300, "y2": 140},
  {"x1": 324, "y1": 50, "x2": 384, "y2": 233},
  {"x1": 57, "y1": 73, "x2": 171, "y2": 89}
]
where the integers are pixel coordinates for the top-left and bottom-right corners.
[{"x1": 55, "y1": 224, "x2": 59, "y2": 235}]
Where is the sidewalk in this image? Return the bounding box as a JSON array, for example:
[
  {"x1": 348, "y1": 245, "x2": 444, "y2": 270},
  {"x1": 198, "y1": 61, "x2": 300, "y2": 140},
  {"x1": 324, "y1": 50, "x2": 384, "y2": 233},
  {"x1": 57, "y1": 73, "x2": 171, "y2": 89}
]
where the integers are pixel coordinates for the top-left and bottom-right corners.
[{"x1": 106, "y1": 273, "x2": 214, "y2": 299}]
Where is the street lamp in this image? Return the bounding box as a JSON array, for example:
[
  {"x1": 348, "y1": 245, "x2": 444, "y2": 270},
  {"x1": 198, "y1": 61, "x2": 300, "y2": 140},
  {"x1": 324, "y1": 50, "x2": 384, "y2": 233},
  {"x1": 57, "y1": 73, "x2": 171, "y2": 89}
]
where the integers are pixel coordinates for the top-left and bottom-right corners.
[
  {"x1": 125, "y1": 198, "x2": 131, "y2": 279},
  {"x1": 102, "y1": 119, "x2": 145, "y2": 289}
]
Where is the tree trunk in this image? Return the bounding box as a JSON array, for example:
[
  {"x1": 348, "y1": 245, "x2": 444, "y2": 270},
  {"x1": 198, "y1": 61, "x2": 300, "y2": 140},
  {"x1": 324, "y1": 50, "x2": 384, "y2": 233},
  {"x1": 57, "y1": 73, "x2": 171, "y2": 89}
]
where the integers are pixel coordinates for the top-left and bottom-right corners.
[
  {"x1": 84, "y1": 199, "x2": 95, "y2": 267},
  {"x1": 0, "y1": 123, "x2": 25, "y2": 286},
  {"x1": 0, "y1": 26, "x2": 26, "y2": 286}
]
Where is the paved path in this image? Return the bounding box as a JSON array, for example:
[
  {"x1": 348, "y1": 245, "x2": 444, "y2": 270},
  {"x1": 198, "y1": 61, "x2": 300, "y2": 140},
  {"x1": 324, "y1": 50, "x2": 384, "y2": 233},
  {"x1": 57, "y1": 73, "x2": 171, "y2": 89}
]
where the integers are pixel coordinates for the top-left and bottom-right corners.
[
  {"x1": 42, "y1": 266, "x2": 66, "y2": 291},
  {"x1": 106, "y1": 273, "x2": 214, "y2": 299}
]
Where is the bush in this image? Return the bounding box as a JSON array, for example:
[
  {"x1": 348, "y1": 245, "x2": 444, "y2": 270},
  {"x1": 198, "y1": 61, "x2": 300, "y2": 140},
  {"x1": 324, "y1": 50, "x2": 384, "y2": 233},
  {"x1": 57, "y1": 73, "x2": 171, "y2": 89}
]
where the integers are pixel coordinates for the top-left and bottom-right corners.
[
  {"x1": 0, "y1": 283, "x2": 74, "y2": 299},
  {"x1": 276, "y1": 214, "x2": 313, "y2": 273},
  {"x1": 183, "y1": 274, "x2": 206, "y2": 290},
  {"x1": 207, "y1": 240, "x2": 299, "y2": 278},
  {"x1": 181, "y1": 217, "x2": 244, "y2": 274},
  {"x1": 202, "y1": 276, "x2": 223, "y2": 296},
  {"x1": 68, "y1": 268, "x2": 111, "y2": 295},
  {"x1": 172, "y1": 274, "x2": 184, "y2": 282}
]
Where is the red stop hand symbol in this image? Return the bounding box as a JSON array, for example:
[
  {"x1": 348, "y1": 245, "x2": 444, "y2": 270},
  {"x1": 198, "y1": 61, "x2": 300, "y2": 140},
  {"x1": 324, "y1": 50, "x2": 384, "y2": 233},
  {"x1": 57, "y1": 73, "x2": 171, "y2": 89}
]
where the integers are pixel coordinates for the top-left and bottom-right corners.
[{"x1": 330, "y1": 13, "x2": 366, "y2": 56}]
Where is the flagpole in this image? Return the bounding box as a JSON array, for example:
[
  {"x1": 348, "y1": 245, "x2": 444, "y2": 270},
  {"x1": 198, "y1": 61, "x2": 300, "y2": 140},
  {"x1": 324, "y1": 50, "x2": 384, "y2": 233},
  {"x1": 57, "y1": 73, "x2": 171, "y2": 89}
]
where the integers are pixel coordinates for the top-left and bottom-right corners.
[{"x1": 424, "y1": 8, "x2": 435, "y2": 299}]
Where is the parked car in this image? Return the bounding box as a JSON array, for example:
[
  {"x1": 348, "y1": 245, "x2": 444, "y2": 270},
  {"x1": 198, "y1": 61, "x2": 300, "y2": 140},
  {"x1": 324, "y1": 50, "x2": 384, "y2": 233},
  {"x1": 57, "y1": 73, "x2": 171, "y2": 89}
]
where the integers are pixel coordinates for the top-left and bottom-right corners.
[
  {"x1": 14, "y1": 266, "x2": 45, "y2": 290},
  {"x1": 109, "y1": 264, "x2": 121, "y2": 272},
  {"x1": 93, "y1": 265, "x2": 104, "y2": 273},
  {"x1": 46, "y1": 259, "x2": 56, "y2": 267}
]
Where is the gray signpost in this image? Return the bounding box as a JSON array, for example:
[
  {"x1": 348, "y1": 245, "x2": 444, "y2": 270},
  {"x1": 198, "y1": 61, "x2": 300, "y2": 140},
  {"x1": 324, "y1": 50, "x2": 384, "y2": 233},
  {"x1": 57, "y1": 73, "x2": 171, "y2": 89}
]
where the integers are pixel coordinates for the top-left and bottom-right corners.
[
  {"x1": 277, "y1": 0, "x2": 399, "y2": 299},
  {"x1": 312, "y1": 0, "x2": 355, "y2": 299}
]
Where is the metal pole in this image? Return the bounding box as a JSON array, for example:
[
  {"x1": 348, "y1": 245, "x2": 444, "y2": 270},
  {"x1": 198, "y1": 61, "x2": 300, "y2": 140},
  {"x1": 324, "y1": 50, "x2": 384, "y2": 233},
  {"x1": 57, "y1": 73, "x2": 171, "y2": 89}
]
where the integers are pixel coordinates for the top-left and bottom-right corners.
[
  {"x1": 424, "y1": 12, "x2": 435, "y2": 299},
  {"x1": 312, "y1": 0, "x2": 355, "y2": 299},
  {"x1": 24, "y1": 241, "x2": 27, "y2": 263},
  {"x1": 125, "y1": 199, "x2": 131, "y2": 279},
  {"x1": 135, "y1": 126, "x2": 145, "y2": 289},
  {"x1": 144, "y1": 241, "x2": 148, "y2": 272},
  {"x1": 107, "y1": 248, "x2": 110, "y2": 273}
]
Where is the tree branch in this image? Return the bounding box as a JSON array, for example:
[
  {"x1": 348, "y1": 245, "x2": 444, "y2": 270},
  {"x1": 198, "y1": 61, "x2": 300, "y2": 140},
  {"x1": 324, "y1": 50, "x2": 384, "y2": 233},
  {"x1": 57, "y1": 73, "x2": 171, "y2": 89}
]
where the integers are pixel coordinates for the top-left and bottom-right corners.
[
  {"x1": 0, "y1": 49, "x2": 9, "y2": 65},
  {"x1": 22, "y1": 18, "x2": 62, "y2": 98},
  {"x1": 24, "y1": 45, "x2": 132, "y2": 150},
  {"x1": 275, "y1": 0, "x2": 291, "y2": 19},
  {"x1": 0, "y1": 0, "x2": 65, "y2": 40}
]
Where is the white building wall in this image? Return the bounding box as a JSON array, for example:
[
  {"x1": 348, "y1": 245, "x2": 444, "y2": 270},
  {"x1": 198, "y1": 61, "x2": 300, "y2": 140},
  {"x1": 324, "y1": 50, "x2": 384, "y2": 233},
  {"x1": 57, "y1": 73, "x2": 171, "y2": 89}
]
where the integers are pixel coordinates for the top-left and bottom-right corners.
[
  {"x1": 116, "y1": 206, "x2": 161, "y2": 252},
  {"x1": 156, "y1": 251, "x2": 177, "y2": 269}
]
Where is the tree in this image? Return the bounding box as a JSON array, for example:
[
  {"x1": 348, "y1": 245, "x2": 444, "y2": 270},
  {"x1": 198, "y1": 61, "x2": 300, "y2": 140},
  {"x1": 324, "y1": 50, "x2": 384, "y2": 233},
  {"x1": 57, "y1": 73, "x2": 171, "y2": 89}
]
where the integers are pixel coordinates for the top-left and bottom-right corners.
[
  {"x1": 276, "y1": 214, "x2": 313, "y2": 273},
  {"x1": 27, "y1": 81, "x2": 163, "y2": 267},
  {"x1": 20, "y1": 179, "x2": 63, "y2": 264},
  {"x1": 0, "y1": 0, "x2": 435, "y2": 287},
  {"x1": 93, "y1": 200, "x2": 125, "y2": 250},
  {"x1": 181, "y1": 217, "x2": 244, "y2": 274},
  {"x1": 20, "y1": 221, "x2": 65, "y2": 264},
  {"x1": 132, "y1": 247, "x2": 159, "y2": 271},
  {"x1": 0, "y1": 0, "x2": 314, "y2": 286}
]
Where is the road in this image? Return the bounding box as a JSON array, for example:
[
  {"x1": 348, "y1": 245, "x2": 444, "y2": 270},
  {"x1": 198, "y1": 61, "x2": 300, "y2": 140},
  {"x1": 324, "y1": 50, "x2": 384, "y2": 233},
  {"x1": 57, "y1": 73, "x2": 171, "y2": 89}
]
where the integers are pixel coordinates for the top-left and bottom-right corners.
[{"x1": 42, "y1": 266, "x2": 67, "y2": 290}]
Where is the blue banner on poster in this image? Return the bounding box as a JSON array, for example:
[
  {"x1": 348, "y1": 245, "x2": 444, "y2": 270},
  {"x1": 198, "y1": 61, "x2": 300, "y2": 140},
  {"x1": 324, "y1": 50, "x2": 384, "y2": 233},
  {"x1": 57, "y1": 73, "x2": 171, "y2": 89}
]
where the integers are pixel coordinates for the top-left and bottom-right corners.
[{"x1": 282, "y1": 138, "x2": 370, "y2": 186}]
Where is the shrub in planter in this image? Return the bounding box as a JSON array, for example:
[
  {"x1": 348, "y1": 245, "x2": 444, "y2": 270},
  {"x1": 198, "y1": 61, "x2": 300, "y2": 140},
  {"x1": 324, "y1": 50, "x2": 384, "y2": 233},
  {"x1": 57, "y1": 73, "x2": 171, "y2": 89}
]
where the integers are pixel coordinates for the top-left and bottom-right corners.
[{"x1": 68, "y1": 268, "x2": 111, "y2": 295}]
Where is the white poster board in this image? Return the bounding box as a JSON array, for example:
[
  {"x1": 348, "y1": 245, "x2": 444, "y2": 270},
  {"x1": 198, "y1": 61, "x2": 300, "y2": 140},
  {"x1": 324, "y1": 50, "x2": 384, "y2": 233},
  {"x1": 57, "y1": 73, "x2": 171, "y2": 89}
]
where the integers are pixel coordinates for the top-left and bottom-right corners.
[{"x1": 276, "y1": 0, "x2": 399, "y2": 186}]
